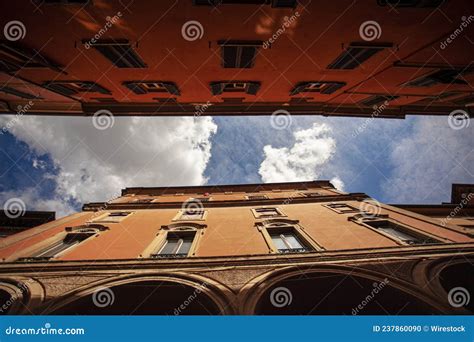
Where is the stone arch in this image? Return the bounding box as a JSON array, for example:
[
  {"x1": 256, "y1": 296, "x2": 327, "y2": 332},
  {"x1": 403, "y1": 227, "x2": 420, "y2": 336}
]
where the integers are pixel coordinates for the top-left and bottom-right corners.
[
  {"x1": 0, "y1": 277, "x2": 44, "y2": 314},
  {"x1": 41, "y1": 272, "x2": 235, "y2": 315},
  {"x1": 240, "y1": 264, "x2": 445, "y2": 315}
]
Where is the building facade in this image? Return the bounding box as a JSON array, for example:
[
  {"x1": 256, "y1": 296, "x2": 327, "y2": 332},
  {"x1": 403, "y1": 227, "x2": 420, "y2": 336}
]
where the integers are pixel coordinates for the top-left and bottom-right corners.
[
  {"x1": 0, "y1": 0, "x2": 473, "y2": 118},
  {"x1": 0, "y1": 181, "x2": 472, "y2": 315}
]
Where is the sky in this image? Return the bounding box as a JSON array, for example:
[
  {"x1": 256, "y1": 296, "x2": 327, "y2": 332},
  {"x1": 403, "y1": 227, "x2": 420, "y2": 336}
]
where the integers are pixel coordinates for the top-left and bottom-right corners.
[{"x1": 0, "y1": 114, "x2": 472, "y2": 217}]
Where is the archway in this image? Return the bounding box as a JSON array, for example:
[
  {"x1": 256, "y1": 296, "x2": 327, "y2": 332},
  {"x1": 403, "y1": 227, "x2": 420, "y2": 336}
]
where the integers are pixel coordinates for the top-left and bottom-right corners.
[
  {"x1": 438, "y1": 262, "x2": 473, "y2": 313},
  {"x1": 51, "y1": 280, "x2": 223, "y2": 315},
  {"x1": 253, "y1": 271, "x2": 441, "y2": 315}
]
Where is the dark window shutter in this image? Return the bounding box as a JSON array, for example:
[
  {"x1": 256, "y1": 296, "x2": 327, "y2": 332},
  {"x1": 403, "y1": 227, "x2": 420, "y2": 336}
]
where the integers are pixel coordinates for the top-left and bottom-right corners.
[{"x1": 247, "y1": 82, "x2": 260, "y2": 95}]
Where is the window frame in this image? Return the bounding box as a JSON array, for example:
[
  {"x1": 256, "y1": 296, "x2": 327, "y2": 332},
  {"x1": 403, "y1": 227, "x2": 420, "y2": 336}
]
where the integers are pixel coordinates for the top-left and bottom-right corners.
[
  {"x1": 255, "y1": 219, "x2": 323, "y2": 254},
  {"x1": 172, "y1": 209, "x2": 208, "y2": 221},
  {"x1": 323, "y1": 202, "x2": 359, "y2": 214},
  {"x1": 251, "y1": 207, "x2": 286, "y2": 219},
  {"x1": 89, "y1": 211, "x2": 134, "y2": 223},
  {"x1": 141, "y1": 223, "x2": 206, "y2": 258}
]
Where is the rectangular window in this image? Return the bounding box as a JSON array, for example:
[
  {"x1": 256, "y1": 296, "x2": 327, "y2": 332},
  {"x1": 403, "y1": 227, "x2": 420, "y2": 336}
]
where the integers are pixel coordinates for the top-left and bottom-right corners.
[
  {"x1": 152, "y1": 232, "x2": 195, "y2": 258},
  {"x1": 327, "y1": 43, "x2": 392, "y2": 69},
  {"x1": 269, "y1": 229, "x2": 309, "y2": 253},
  {"x1": 30, "y1": 232, "x2": 93, "y2": 259},
  {"x1": 325, "y1": 203, "x2": 358, "y2": 213},
  {"x1": 0, "y1": 42, "x2": 61, "y2": 72},
  {"x1": 85, "y1": 39, "x2": 147, "y2": 68},
  {"x1": 303, "y1": 192, "x2": 322, "y2": 198},
  {"x1": 219, "y1": 41, "x2": 262, "y2": 68},
  {"x1": 123, "y1": 81, "x2": 180, "y2": 95},
  {"x1": 43, "y1": 81, "x2": 110, "y2": 96},
  {"x1": 361, "y1": 95, "x2": 399, "y2": 106},
  {"x1": 210, "y1": 81, "x2": 260, "y2": 95},
  {"x1": 365, "y1": 220, "x2": 440, "y2": 245},
  {"x1": 290, "y1": 81, "x2": 346, "y2": 95},
  {"x1": 179, "y1": 210, "x2": 205, "y2": 220},
  {"x1": 247, "y1": 195, "x2": 268, "y2": 200},
  {"x1": 253, "y1": 207, "x2": 283, "y2": 218},
  {"x1": 404, "y1": 69, "x2": 469, "y2": 87},
  {"x1": 92, "y1": 211, "x2": 132, "y2": 223},
  {"x1": 0, "y1": 86, "x2": 40, "y2": 99}
]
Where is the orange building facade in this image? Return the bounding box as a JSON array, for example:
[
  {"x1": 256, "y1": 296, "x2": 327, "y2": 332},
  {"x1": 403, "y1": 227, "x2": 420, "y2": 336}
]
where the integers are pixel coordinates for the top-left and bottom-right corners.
[
  {"x1": 0, "y1": 181, "x2": 472, "y2": 315},
  {"x1": 0, "y1": 0, "x2": 473, "y2": 119}
]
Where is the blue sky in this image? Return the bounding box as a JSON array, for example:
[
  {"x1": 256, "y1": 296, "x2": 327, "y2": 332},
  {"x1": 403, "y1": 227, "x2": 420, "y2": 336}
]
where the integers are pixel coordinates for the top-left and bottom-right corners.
[{"x1": 0, "y1": 114, "x2": 472, "y2": 217}]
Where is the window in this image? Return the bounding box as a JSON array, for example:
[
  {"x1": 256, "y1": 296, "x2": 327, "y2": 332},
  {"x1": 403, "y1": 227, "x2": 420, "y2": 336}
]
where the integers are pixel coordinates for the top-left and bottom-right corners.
[
  {"x1": 327, "y1": 43, "x2": 392, "y2": 69},
  {"x1": 0, "y1": 86, "x2": 40, "y2": 99},
  {"x1": 404, "y1": 69, "x2": 469, "y2": 87},
  {"x1": 219, "y1": 41, "x2": 262, "y2": 68},
  {"x1": 377, "y1": 0, "x2": 445, "y2": 7},
  {"x1": 190, "y1": 197, "x2": 210, "y2": 202},
  {"x1": 247, "y1": 195, "x2": 268, "y2": 200},
  {"x1": 43, "y1": 81, "x2": 110, "y2": 96},
  {"x1": 193, "y1": 0, "x2": 297, "y2": 7},
  {"x1": 20, "y1": 231, "x2": 96, "y2": 261},
  {"x1": 290, "y1": 81, "x2": 346, "y2": 96},
  {"x1": 210, "y1": 81, "x2": 260, "y2": 95},
  {"x1": 0, "y1": 42, "x2": 61, "y2": 73},
  {"x1": 302, "y1": 192, "x2": 322, "y2": 198},
  {"x1": 91, "y1": 211, "x2": 132, "y2": 223},
  {"x1": 123, "y1": 81, "x2": 180, "y2": 95},
  {"x1": 85, "y1": 39, "x2": 147, "y2": 68},
  {"x1": 132, "y1": 198, "x2": 154, "y2": 204},
  {"x1": 325, "y1": 203, "x2": 359, "y2": 213},
  {"x1": 361, "y1": 95, "x2": 399, "y2": 106},
  {"x1": 151, "y1": 232, "x2": 196, "y2": 258},
  {"x1": 364, "y1": 220, "x2": 441, "y2": 245},
  {"x1": 175, "y1": 209, "x2": 206, "y2": 221},
  {"x1": 269, "y1": 229, "x2": 310, "y2": 253},
  {"x1": 252, "y1": 207, "x2": 284, "y2": 218}
]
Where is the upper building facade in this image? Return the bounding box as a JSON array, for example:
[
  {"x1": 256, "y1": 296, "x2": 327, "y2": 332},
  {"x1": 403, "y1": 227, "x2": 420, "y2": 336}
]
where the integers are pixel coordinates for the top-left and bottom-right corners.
[
  {"x1": 0, "y1": 0, "x2": 473, "y2": 118},
  {"x1": 0, "y1": 180, "x2": 472, "y2": 315}
]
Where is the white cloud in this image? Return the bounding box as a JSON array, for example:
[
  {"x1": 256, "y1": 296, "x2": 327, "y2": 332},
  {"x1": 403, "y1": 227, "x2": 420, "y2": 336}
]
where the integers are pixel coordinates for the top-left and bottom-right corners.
[
  {"x1": 382, "y1": 116, "x2": 473, "y2": 204},
  {"x1": 258, "y1": 123, "x2": 340, "y2": 183},
  {"x1": 330, "y1": 177, "x2": 345, "y2": 191},
  {"x1": 0, "y1": 116, "x2": 217, "y2": 217}
]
